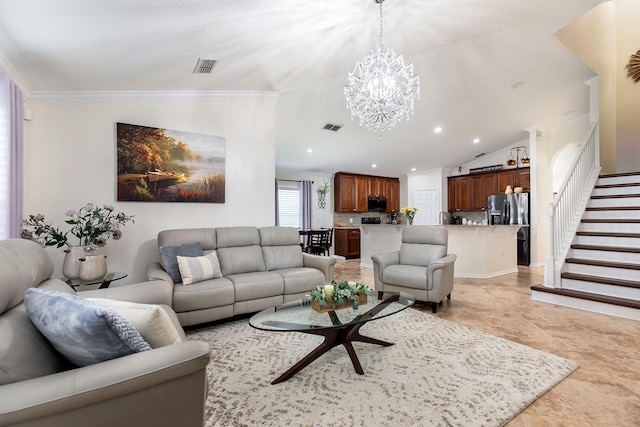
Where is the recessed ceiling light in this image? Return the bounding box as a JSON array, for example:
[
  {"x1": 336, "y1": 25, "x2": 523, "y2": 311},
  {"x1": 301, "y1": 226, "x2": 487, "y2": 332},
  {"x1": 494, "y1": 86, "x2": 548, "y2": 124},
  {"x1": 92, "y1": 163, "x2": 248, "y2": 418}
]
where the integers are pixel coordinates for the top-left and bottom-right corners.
[
  {"x1": 371, "y1": 164, "x2": 377, "y2": 168},
  {"x1": 306, "y1": 148, "x2": 313, "y2": 153},
  {"x1": 473, "y1": 138, "x2": 480, "y2": 144},
  {"x1": 411, "y1": 168, "x2": 417, "y2": 172},
  {"x1": 434, "y1": 126, "x2": 443, "y2": 133},
  {"x1": 511, "y1": 81, "x2": 525, "y2": 90}
]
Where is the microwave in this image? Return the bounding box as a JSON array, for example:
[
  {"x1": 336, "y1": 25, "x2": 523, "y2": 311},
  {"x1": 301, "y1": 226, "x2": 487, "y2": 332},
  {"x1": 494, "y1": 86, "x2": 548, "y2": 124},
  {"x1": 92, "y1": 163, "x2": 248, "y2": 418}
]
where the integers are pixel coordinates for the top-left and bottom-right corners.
[{"x1": 367, "y1": 196, "x2": 387, "y2": 212}]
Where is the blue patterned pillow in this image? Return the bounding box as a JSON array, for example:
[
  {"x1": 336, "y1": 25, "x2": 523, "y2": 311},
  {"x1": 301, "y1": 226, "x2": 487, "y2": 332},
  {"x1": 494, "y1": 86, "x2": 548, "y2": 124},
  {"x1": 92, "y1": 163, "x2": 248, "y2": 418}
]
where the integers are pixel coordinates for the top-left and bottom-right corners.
[
  {"x1": 24, "y1": 288, "x2": 151, "y2": 367},
  {"x1": 159, "y1": 242, "x2": 204, "y2": 283}
]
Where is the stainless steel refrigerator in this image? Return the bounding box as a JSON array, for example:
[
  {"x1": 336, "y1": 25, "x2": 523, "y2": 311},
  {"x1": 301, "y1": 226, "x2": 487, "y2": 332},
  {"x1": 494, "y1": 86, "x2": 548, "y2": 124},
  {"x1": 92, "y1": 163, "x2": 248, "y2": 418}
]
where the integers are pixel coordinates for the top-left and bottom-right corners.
[{"x1": 488, "y1": 193, "x2": 530, "y2": 266}]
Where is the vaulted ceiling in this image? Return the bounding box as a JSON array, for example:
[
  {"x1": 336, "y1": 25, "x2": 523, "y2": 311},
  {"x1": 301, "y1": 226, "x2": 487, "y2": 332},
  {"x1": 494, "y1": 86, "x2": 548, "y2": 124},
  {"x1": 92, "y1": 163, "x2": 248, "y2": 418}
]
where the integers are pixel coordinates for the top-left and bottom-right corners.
[{"x1": 0, "y1": 0, "x2": 605, "y2": 177}]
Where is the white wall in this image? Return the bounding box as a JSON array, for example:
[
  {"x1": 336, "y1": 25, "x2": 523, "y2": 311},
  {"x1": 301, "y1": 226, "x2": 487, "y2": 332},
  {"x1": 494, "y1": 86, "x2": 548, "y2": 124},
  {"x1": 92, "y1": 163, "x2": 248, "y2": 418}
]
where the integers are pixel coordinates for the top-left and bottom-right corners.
[{"x1": 24, "y1": 96, "x2": 277, "y2": 284}]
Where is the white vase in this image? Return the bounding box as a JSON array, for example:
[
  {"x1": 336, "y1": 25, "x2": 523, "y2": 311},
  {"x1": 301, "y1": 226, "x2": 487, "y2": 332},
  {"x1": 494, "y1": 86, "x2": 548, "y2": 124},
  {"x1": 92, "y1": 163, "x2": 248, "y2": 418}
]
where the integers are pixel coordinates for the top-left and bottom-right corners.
[
  {"x1": 62, "y1": 246, "x2": 99, "y2": 280},
  {"x1": 505, "y1": 185, "x2": 513, "y2": 194},
  {"x1": 78, "y1": 255, "x2": 108, "y2": 282}
]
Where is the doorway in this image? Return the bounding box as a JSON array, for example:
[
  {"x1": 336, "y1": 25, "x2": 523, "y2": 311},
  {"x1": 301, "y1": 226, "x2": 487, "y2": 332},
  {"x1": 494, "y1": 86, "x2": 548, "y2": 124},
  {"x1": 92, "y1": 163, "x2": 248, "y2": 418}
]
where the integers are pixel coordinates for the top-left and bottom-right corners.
[{"x1": 411, "y1": 189, "x2": 439, "y2": 225}]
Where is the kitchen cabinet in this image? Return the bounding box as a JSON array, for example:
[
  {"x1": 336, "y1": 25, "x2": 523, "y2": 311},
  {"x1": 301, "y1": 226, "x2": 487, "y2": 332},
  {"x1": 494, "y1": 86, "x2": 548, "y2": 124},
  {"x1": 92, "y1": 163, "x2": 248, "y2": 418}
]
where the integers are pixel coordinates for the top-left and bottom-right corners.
[
  {"x1": 334, "y1": 172, "x2": 399, "y2": 213},
  {"x1": 367, "y1": 177, "x2": 385, "y2": 197},
  {"x1": 449, "y1": 167, "x2": 530, "y2": 212},
  {"x1": 334, "y1": 228, "x2": 361, "y2": 259},
  {"x1": 448, "y1": 176, "x2": 470, "y2": 211},
  {"x1": 517, "y1": 168, "x2": 530, "y2": 191},
  {"x1": 497, "y1": 168, "x2": 530, "y2": 193},
  {"x1": 384, "y1": 179, "x2": 400, "y2": 212},
  {"x1": 470, "y1": 173, "x2": 497, "y2": 210},
  {"x1": 334, "y1": 173, "x2": 368, "y2": 212}
]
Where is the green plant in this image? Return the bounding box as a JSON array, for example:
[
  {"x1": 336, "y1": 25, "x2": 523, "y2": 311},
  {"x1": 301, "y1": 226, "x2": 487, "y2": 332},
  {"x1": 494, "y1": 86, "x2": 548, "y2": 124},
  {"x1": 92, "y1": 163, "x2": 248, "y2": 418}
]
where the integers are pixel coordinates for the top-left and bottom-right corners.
[
  {"x1": 22, "y1": 203, "x2": 135, "y2": 249},
  {"x1": 316, "y1": 180, "x2": 331, "y2": 195},
  {"x1": 309, "y1": 280, "x2": 372, "y2": 310}
]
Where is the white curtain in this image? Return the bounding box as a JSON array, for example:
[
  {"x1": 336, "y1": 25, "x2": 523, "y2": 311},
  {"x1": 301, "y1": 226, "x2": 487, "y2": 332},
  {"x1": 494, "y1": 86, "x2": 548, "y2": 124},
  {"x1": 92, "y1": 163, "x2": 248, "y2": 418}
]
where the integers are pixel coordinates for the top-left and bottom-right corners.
[{"x1": 0, "y1": 74, "x2": 24, "y2": 239}]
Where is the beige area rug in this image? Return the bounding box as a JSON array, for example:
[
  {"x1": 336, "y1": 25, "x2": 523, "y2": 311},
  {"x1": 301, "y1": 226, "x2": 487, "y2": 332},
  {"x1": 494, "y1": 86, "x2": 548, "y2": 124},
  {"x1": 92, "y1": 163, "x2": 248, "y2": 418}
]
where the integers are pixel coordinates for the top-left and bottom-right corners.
[{"x1": 187, "y1": 308, "x2": 578, "y2": 427}]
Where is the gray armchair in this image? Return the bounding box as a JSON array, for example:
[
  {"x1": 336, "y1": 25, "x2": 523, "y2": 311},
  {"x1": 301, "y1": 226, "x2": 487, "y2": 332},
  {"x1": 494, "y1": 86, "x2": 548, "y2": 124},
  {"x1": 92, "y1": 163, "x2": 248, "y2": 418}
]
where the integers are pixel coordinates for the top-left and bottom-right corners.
[
  {"x1": 372, "y1": 226, "x2": 457, "y2": 313},
  {"x1": 0, "y1": 239, "x2": 210, "y2": 427}
]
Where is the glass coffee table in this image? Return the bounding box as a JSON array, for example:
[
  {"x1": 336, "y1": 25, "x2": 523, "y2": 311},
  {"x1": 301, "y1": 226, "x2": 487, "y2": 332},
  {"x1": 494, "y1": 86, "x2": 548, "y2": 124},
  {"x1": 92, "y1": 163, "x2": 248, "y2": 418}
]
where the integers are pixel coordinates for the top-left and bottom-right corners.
[{"x1": 249, "y1": 291, "x2": 415, "y2": 384}]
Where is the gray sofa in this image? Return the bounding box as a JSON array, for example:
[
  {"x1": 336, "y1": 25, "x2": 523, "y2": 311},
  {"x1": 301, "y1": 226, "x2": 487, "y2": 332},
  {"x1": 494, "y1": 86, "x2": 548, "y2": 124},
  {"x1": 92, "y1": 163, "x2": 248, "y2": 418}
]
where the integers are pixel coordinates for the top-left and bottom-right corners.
[
  {"x1": 146, "y1": 226, "x2": 336, "y2": 326},
  {"x1": 0, "y1": 239, "x2": 211, "y2": 427}
]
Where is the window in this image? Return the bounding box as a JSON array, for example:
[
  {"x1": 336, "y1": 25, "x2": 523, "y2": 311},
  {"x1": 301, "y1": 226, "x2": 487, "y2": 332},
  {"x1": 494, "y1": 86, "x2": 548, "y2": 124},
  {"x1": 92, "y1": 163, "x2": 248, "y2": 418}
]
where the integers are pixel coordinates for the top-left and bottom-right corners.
[{"x1": 277, "y1": 180, "x2": 301, "y2": 228}]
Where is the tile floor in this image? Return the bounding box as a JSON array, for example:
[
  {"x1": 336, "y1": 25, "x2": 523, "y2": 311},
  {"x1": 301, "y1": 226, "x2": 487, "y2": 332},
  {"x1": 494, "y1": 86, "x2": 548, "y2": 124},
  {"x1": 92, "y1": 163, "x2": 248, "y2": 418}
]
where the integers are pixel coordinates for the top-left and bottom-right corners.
[{"x1": 334, "y1": 259, "x2": 640, "y2": 426}]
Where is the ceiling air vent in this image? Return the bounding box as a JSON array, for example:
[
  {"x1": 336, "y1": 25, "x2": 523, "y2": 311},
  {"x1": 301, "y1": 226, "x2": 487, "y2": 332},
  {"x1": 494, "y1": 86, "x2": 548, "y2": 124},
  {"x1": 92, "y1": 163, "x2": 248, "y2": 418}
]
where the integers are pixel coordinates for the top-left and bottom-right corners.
[
  {"x1": 193, "y1": 58, "x2": 217, "y2": 74},
  {"x1": 322, "y1": 123, "x2": 342, "y2": 132},
  {"x1": 475, "y1": 152, "x2": 486, "y2": 158}
]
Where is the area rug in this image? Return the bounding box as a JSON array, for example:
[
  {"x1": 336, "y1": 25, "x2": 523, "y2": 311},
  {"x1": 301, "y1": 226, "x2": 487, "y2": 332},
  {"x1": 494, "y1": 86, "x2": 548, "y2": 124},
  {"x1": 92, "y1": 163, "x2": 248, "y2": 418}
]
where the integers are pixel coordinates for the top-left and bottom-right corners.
[{"x1": 187, "y1": 308, "x2": 578, "y2": 427}]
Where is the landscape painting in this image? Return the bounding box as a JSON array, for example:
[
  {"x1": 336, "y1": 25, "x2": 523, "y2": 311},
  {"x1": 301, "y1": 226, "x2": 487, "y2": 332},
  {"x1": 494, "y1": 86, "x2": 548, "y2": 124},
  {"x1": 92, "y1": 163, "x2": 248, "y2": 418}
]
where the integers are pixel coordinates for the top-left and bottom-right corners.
[{"x1": 116, "y1": 122, "x2": 225, "y2": 203}]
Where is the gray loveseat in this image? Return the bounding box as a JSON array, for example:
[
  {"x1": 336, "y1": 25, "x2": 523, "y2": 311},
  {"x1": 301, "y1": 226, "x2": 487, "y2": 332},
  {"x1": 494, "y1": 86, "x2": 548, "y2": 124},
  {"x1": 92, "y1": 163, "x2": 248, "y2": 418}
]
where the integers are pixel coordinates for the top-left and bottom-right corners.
[
  {"x1": 0, "y1": 239, "x2": 210, "y2": 427},
  {"x1": 146, "y1": 226, "x2": 336, "y2": 326}
]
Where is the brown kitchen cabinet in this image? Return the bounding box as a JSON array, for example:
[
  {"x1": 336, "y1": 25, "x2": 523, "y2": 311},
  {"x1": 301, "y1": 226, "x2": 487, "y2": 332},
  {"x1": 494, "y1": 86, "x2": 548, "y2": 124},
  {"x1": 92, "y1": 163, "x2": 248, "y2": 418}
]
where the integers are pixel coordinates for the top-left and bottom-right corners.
[
  {"x1": 448, "y1": 176, "x2": 470, "y2": 211},
  {"x1": 334, "y1": 228, "x2": 360, "y2": 259},
  {"x1": 334, "y1": 172, "x2": 399, "y2": 213},
  {"x1": 334, "y1": 173, "x2": 368, "y2": 212},
  {"x1": 384, "y1": 178, "x2": 400, "y2": 212},
  {"x1": 470, "y1": 173, "x2": 497, "y2": 210},
  {"x1": 497, "y1": 168, "x2": 530, "y2": 193},
  {"x1": 367, "y1": 177, "x2": 385, "y2": 197},
  {"x1": 448, "y1": 167, "x2": 530, "y2": 212}
]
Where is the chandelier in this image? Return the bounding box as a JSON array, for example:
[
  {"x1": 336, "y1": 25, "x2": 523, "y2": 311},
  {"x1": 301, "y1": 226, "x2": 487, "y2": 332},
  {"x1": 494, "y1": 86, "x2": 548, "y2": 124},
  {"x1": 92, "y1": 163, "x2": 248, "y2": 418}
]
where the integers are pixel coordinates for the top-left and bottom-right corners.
[{"x1": 344, "y1": 0, "x2": 420, "y2": 133}]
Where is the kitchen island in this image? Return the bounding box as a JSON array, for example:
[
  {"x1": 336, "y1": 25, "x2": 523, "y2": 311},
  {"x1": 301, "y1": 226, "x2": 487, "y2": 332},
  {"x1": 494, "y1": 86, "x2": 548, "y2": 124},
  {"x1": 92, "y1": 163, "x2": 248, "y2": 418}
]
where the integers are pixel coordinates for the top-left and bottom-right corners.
[{"x1": 359, "y1": 224, "x2": 523, "y2": 278}]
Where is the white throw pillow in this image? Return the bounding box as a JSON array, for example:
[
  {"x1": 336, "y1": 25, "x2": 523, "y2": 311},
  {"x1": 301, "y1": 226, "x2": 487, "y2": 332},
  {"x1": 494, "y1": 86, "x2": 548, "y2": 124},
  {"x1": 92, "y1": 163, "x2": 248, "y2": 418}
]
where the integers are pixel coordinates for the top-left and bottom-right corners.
[
  {"x1": 177, "y1": 251, "x2": 222, "y2": 285},
  {"x1": 88, "y1": 298, "x2": 182, "y2": 348}
]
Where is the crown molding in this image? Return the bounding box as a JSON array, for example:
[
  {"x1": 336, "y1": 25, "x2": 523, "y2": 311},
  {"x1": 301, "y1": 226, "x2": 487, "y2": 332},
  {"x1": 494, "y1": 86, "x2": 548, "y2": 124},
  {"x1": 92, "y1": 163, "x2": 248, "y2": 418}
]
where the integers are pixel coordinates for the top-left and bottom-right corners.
[
  {"x1": 26, "y1": 90, "x2": 280, "y2": 103},
  {"x1": 0, "y1": 51, "x2": 32, "y2": 96}
]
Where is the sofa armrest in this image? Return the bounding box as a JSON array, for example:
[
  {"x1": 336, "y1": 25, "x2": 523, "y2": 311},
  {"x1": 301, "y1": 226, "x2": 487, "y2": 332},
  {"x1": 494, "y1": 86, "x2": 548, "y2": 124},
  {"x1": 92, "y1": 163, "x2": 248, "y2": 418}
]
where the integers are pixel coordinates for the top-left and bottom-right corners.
[
  {"x1": 371, "y1": 251, "x2": 400, "y2": 291},
  {"x1": 77, "y1": 279, "x2": 173, "y2": 306},
  {"x1": 426, "y1": 254, "x2": 457, "y2": 274},
  {"x1": 426, "y1": 254, "x2": 457, "y2": 294},
  {"x1": 371, "y1": 251, "x2": 400, "y2": 274},
  {"x1": 0, "y1": 341, "x2": 210, "y2": 427},
  {"x1": 147, "y1": 262, "x2": 174, "y2": 284},
  {"x1": 302, "y1": 253, "x2": 336, "y2": 281}
]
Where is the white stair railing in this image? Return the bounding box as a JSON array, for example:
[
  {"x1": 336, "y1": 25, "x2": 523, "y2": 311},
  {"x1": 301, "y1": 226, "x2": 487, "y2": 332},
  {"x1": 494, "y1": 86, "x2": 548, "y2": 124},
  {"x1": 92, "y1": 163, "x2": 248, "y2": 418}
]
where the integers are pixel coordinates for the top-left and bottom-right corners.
[{"x1": 544, "y1": 121, "x2": 600, "y2": 288}]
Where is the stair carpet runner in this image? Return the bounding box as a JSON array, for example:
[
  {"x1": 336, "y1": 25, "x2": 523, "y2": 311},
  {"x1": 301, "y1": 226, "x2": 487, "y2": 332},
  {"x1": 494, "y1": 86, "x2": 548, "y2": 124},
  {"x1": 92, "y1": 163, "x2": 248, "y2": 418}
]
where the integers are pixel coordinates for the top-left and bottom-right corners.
[{"x1": 532, "y1": 172, "x2": 640, "y2": 321}]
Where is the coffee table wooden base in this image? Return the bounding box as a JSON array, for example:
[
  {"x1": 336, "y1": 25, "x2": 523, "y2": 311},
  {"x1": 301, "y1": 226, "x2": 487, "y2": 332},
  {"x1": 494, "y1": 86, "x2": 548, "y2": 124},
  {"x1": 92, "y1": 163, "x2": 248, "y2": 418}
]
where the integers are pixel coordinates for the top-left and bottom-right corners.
[{"x1": 271, "y1": 322, "x2": 393, "y2": 385}]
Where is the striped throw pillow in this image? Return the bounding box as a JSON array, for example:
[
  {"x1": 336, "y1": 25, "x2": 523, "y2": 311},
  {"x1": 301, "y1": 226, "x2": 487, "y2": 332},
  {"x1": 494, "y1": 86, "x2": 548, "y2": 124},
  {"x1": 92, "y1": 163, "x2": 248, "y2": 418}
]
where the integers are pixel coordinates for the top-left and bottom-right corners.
[{"x1": 176, "y1": 251, "x2": 223, "y2": 285}]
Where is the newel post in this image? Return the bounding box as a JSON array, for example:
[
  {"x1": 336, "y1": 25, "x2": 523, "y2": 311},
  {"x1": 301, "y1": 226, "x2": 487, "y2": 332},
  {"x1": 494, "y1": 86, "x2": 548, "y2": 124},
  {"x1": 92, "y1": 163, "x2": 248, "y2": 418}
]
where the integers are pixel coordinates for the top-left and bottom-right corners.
[{"x1": 544, "y1": 202, "x2": 556, "y2": 288}]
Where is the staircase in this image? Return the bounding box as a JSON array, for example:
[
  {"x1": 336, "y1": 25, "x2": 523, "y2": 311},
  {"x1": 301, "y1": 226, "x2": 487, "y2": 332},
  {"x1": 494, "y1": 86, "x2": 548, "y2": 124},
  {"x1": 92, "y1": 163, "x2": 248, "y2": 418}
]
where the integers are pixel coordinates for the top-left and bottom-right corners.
[{"x1": 532, "y1": 172, "x2": 640, "y2": 321}]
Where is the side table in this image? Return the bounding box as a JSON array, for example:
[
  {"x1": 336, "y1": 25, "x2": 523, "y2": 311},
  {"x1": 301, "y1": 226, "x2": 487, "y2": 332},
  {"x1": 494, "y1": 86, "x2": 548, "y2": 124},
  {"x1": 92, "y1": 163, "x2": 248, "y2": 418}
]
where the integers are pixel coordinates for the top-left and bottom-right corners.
[{"x1": 65, "y1": 272, "x2": 128, "y2": 291}]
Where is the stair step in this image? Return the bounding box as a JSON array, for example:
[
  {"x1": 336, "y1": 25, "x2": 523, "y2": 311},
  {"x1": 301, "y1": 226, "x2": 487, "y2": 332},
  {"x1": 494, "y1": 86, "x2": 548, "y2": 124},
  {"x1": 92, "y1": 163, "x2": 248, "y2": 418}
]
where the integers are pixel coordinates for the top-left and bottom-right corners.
[
  {"x1": 560, "y1": 272, "x2": 640, "y2": 289},
  {"x1": 565, "y1": 258, "x2": 640, "y2": 270},
  {"x1": 576, "y1": 231, "x2": 640, "y2": 238},
  {"x1": 531, "y1": 285, "x2": 640, "y2": 310},
  {"x1": 571, "y1": 244, "x2": 640, "y2": 253},
  {"x1": 586, "y1": 206, "x2": 640, "y2": 211},
  {"x1": 591, "y1": 193, "x2": 640, "y2": 199},
  {"x1": 599, "y1": 172, "x2": 640, "y2": 179},
  {"x1": 581, "y1": 219, "x2": 640, "y2": 223},
  {"x1": 595, "y1": 183, "x2": 640, "y2": 189}
]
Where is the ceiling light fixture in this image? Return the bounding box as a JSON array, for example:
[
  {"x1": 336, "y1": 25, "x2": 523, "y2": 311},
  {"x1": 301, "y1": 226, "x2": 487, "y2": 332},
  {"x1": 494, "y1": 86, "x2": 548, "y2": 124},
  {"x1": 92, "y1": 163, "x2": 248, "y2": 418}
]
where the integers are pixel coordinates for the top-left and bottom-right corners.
[
  {"x1": 473, "y1": 138, "x2": 480, "y2": 144},
  {"x1": 434, "y1": 126, "x2": 442, "y2": 133},
  {"x1": 344, "y1": 0, "x2": 419, "y2": 134}
]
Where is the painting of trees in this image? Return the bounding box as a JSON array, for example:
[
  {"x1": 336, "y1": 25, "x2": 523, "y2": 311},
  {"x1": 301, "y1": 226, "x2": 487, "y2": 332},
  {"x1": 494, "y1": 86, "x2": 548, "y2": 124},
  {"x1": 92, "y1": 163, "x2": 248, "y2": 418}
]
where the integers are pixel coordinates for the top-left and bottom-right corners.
[{"x1": 116, "y1": 123, "x2": 225, "y2": 203}]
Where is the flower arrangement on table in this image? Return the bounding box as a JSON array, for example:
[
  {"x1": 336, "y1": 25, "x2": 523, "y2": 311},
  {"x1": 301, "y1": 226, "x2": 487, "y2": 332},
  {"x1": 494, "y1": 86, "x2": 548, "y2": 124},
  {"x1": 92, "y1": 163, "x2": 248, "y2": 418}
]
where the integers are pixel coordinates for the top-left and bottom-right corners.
[
  {"x1": 22, "y1": 203, "x2": 135, "y2": 251},
  {"x1": 401, "y1": 206, "x2": 418, "y2": 225},
  {"x1": 309, "y1": 280, "x2": 373, "y2": 312}
]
